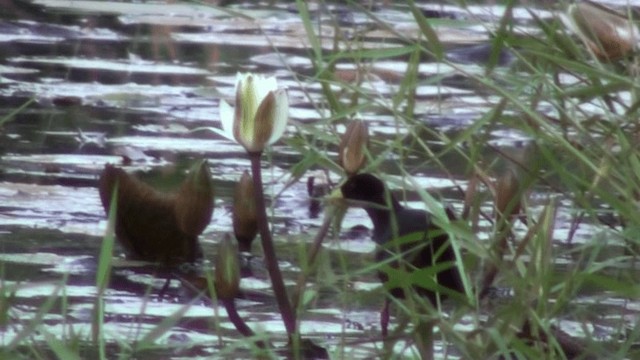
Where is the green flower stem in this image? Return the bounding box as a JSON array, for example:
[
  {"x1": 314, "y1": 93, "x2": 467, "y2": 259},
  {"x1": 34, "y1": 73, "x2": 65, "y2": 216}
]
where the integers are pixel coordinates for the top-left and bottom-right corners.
[{"x1": 248, "y1": 151, "x2": 296, "y2": 336}]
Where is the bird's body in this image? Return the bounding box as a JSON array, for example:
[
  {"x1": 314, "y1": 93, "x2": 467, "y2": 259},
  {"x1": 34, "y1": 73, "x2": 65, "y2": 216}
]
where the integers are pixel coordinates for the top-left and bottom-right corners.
[
  {"x1": 337, "y1": 173, "x2": 464, "y2": 334},
  {"x1": 372, "y1": 206, "x2": 462, "y2": 302},
  {"x1": 98, "y1": 163, "x2": 213, "y2": 266}
]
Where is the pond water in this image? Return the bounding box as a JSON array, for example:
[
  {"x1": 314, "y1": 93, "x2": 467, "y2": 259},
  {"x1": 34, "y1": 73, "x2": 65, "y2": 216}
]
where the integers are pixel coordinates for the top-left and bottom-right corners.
[{"x1": 0, "y1": 0, "x2": 639, "y2": 359}]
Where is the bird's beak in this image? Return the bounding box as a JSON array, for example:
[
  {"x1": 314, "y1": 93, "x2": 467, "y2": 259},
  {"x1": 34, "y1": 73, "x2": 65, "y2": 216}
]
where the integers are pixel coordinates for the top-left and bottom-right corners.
[{"x1": 329, "y1": 187, "x2": 343, "y2": 199}]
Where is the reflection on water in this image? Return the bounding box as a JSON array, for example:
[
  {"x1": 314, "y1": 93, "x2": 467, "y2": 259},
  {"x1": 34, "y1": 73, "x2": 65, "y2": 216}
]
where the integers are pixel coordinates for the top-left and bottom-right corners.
[{"x1": 0, "y1": 0, "x2": 638, "y2": 358}]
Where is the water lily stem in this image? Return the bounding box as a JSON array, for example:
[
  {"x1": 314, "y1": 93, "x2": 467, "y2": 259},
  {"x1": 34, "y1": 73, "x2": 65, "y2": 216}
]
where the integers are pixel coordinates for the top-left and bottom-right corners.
[
  {"x1": 249, "y1": 151, "x2": 297, "y2": 336},
  {"x1": 222, "y1": 298, "x2": 267, "y2": 349}
]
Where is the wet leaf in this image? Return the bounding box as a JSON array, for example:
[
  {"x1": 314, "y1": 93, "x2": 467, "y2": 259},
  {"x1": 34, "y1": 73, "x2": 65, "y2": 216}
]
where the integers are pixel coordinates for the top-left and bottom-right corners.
[
  {"x1": 97, "y1": 164, "x2": 204, "y2": 265},
  {"x1": 174, "y1": 160, "x2": 215, "y2": 236}
]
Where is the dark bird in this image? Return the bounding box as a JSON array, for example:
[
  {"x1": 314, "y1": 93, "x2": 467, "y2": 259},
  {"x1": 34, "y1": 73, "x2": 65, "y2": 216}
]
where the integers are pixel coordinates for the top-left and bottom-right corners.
[
  {"x1": 335, "y1": 173, "x2": 464, "y2": 336},
  {"x1": 98, "y1": 161, "x2": 214, "y2": 266}
]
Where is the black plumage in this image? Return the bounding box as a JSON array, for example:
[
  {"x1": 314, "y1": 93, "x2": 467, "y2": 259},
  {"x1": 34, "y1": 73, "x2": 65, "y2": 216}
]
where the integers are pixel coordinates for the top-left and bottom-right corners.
[{"x1": 338, "y1": 173, "x2": 464, "y2": 335}]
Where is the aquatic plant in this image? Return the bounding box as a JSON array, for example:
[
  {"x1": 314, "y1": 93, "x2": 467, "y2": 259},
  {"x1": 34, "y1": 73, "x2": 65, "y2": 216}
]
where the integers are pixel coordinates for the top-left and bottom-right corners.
[{"x1": 209, "y1": 72, "x2": 297, "y2": 338}]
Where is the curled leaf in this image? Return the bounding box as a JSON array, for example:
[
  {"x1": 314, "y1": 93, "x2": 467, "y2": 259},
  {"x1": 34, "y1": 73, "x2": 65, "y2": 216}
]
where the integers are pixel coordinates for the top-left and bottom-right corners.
[
  {"x1": 175, "y1": 160, "x2": 215, "y2": 236},
  {"x1": 97, "y1": 163, "x2": 212, "y2": 265}
]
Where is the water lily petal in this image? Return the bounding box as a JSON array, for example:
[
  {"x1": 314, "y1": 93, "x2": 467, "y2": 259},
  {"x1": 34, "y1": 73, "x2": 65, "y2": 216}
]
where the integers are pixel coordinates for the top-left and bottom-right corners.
[
  {"x1": 237, "y1": 74, "x2": 259, "y2": 146},
  {"x1": 240, "y1": 74, "x2": 257, "y2": 123},
  {"x1": 218, "y1": 99, "x2": 237, "y2": 141},
  {"x1": 247, "y1": 91, "x2": 276, "y2": 152},
  {"x1": 254, "y1": 75, "x2": 278, "y2": 103},
  {"x1": 267, "y1": 89, "x2": 289, "y2": 145},
  {"x1": 195, "y1": 126, "x2": 236, "y2": 142},
  {"x1": 246, "y1": 74, "x2": 276, "y2": 119},
  {"x1": 234, "y1": 72, "x2": 246, "y2": 87}
]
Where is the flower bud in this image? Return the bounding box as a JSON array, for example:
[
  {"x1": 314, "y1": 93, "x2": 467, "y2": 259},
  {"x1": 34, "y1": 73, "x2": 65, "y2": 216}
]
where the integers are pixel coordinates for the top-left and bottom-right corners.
[
  {"x1": 215, "y1": 235, "x2": 241, "y2": 300},
  {"x1": 233, "y1": 170, "x2": 258, "y2": 253},
  {"x1": 495, "y1": 168, "x2": 521, "y2": 221},
  {"x1": 566, "y1": 3, "x2": 639, "y2": 60},
  {"x1": 338, "y1": 120, "x2": 369, "y2": 176}
]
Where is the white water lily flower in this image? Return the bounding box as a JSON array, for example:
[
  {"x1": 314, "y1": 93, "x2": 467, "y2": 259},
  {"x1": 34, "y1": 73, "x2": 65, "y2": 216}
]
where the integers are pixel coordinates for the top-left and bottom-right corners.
[{"x1": 217, "y1": 73, "x2": 289, "y2": 153}]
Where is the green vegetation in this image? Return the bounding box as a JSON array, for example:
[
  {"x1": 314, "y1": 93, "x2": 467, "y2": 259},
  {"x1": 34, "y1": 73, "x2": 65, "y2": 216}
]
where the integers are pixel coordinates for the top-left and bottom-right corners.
[
  {"x1": 2, "y1": 0, "x2": 639, "y2": 359},
  {"x1": 282, "y1": 0, "x2": 640, "y2": 358}
]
